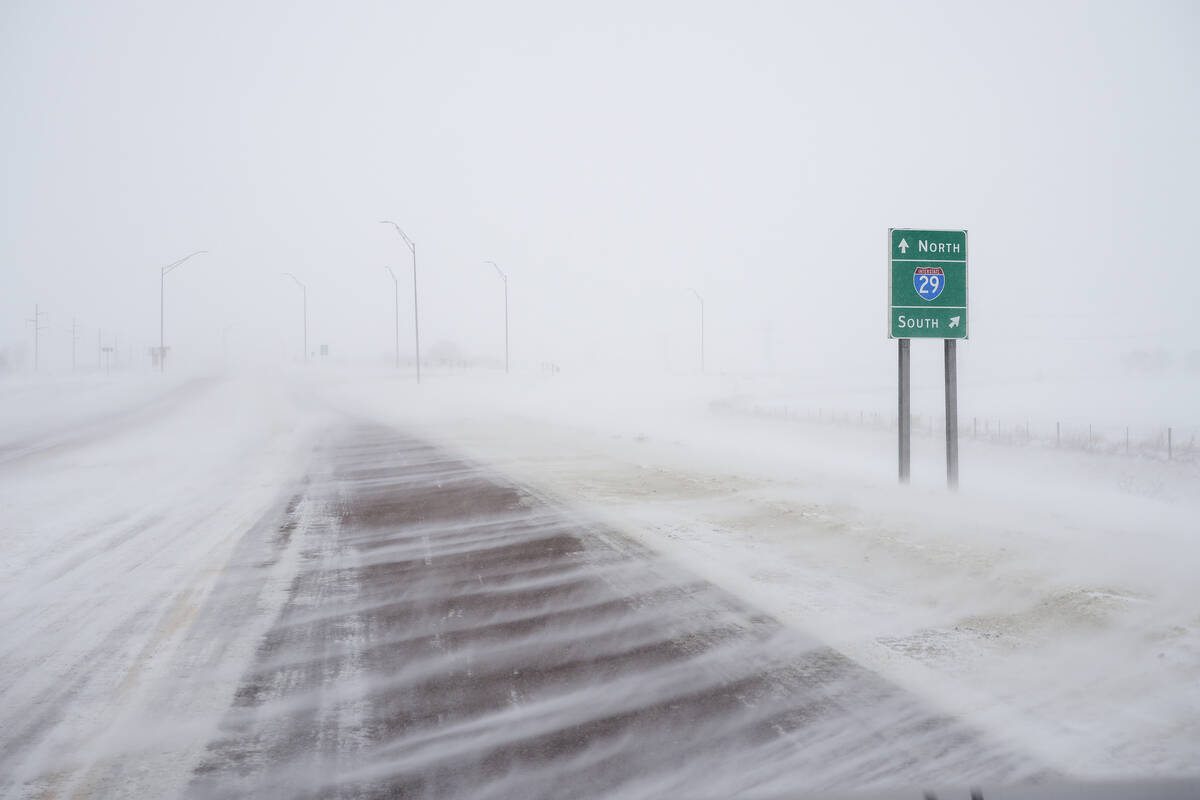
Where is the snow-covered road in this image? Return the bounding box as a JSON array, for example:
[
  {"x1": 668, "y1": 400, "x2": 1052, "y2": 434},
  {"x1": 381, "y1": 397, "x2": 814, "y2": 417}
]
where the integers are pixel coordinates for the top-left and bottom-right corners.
[
  {"x1": 187, "y1": 423, "x2": 1040, "y2": 798},
  {"x1": 328, "y1": 368, "x2": 1200, "y2": 782},
  {"x1": 0, "y1": 373, "x2": 322, "y2": 797}
]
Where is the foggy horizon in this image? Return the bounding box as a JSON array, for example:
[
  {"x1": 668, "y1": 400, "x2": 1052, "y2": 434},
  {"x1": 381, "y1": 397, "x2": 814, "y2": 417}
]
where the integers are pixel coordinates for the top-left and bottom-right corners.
[{"x1": 3, "y1": 1, "x2": 1198, "y2": 385}]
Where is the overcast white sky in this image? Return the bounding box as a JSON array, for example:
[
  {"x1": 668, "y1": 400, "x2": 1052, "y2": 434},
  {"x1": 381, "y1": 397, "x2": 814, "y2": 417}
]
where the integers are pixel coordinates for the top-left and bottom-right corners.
[{"x1": 2, "y1": 0, "x2": 1198, "y2": 377}]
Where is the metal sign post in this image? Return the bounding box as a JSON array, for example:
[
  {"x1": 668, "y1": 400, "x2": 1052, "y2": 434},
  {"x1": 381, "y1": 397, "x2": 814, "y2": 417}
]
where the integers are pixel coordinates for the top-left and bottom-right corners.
[
  {"x1": 944, "y1": 339, "x2": 959, "y2": 488},
  {"x1": 889, "y1": 228, "x2": 968, "y2": 489},
  {"x1": 898, "y1": 339, "x2": 911, "y2": 483}
]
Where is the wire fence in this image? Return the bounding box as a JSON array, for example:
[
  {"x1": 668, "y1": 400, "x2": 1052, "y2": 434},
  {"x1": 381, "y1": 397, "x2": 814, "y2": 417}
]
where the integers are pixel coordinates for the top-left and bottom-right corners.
[{"x1": 712, "y1": 398, "x2": 1198, "y2": 464}]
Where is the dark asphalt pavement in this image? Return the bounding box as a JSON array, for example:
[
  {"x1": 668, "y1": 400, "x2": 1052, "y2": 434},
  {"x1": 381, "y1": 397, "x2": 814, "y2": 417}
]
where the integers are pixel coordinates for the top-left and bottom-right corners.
[{"x1": 185, "y1": 424, "x2": 1043, "y2": 799}]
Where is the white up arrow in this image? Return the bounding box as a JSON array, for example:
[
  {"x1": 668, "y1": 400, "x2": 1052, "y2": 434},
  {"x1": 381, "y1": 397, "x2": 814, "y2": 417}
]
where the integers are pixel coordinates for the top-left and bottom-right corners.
[
  {"x1": 898, "y1": 238, "x2": 909, "y2": 254},
  {"x1": 949, "y1": 316, "x2": 961, "y2": 328}
]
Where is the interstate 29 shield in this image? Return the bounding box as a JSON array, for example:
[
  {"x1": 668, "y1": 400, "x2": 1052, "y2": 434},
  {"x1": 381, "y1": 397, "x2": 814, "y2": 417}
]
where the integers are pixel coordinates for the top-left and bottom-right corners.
[{"x1": 913, "y1": 266, "x2": 945, "y2": 301}]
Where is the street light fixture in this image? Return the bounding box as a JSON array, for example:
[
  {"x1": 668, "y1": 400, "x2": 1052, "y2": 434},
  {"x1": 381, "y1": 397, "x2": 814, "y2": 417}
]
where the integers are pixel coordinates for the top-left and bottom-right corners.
[
  {"x1": 380, "y1": 221, "x2": 420, "y2": 384},
  {"x1": 160, "y1": 250, "x2": 207, "y2": 372},
  {"x1": 485, "y1": 260, "x2": 509, "y2": 374},
  {"x1": 383, "y1": 266, "x2": 399, "y2": 369},
  {"x1": 689, "y1": 288, "x2": 705, "y2": 374},
  {"x1": 282, "y1": 272, "x2": 307, "y2": 363}
]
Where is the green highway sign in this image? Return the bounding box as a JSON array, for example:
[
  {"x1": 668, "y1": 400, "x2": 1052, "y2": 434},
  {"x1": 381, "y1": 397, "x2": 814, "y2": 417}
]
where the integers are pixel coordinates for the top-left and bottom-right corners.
[{"x1": 888, "y1": 228, "x2": 968, "y2": 339}]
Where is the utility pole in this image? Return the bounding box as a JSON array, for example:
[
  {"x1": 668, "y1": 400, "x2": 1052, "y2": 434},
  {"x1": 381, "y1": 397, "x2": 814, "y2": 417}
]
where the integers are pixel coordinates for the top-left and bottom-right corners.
[
  {"x1": 282, "y1": 273, "x2": 308, "y2": 363},
  {"x1": 25, "y1": 305, "x2": 48, "y2": 371},
  {"x1": 485, "y1": 261, "x2": 509, "y2": 374},
  {"x1": 384, "y1": 266, "x2": 399, "y2": 368},
  {"x1": 380, "y1": 221, "x2": 420, "y2": 384}
]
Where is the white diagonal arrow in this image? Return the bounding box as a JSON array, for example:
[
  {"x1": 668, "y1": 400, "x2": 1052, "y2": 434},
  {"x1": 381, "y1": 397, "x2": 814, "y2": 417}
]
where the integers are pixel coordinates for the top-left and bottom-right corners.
[
  {"x1": 949, "y1": 316, "x2": 961, "y2": 328},
  {"x1": 898, "y1": 238, "x2": 909, "y2": 254}
]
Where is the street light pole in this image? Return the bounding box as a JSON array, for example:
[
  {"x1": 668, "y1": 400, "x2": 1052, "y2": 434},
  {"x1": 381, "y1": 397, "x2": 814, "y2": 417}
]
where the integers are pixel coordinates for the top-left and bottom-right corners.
[
  {"x1": 282, "y1": 273, "x2": 308, "y2": 363},
  {"x1": 159, "y1": 250, "x2": 207, "y2": 372},
  {"x1": 380, "y1": 221, "x2": 420, "y2": 384},
  {"x1": 383, "y1": 266, "x2": 399, "y2": 369},
  {"x1": 689, "y1": 289, "x2": 705, "y2": 373},
  {"x1": 485, "y1": 261, "x2": 509, "y2": 374}
]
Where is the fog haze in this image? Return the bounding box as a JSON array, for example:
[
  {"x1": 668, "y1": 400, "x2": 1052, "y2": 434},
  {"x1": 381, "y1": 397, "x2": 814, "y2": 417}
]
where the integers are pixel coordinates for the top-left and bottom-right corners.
[
  {"x1": 3, "y1": 1, "x2": 1198, "y2": 382},
  {"x1": 4, "y1": 5, "x2": 1200, "y2": 794}
]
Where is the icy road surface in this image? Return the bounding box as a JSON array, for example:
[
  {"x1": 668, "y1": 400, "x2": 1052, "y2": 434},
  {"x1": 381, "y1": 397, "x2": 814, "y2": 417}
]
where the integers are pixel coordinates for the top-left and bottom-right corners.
[
  {"x1": 187, "y1": 425, "x2": 1041, "y2": 797},
  {"x1": 0, "y1": 369, "x2": 1196, "y2": 797},
  {"x1": 0, "y1": 375, "x2": 315, "y2": 797}
]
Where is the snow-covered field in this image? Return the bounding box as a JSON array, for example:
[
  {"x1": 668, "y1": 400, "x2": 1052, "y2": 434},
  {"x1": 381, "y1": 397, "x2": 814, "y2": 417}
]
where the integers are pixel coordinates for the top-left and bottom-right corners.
[{"x1": 1, "y1": 365, "x2": 1197, "y2": 794}]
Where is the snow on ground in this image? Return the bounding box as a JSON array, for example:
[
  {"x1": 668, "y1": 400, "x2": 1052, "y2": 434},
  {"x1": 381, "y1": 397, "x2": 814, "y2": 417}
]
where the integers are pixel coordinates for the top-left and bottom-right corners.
[
  {"x1": 1, "y1": 364, "x2": 1196, "y2": 793},
  {"x1": 0, "y1": 372, "x2": 196, "y2": 463},
  {"x1": 322, "y1": 365, "x2": 1200, "y2": 781},
  {"x1": 0, "y1": 369, "x2": 328, "y2": 797}
]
